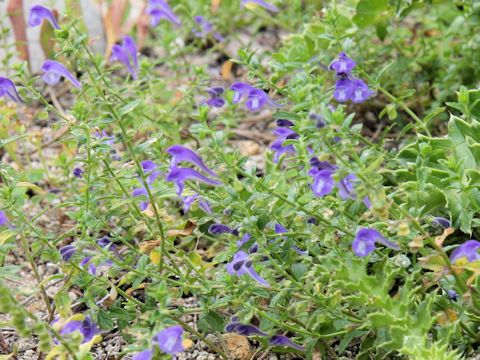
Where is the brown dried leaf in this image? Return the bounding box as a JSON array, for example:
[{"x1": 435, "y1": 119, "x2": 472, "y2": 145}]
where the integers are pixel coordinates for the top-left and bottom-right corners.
[
  {"x1": 7, "y1": 0, "x2": 29, "y2": 63},
  {"x1": 221, "y1": 60, "x2": 233, "y2": 80},
  {"x1": 103, "y1": 0, "x2": 128, "y2": 59},
  {"x1": 435, "y1": 227, "x2": 455, "y2": 247},
  {"x1": 138, "y1": 240, "x2": 160, "y2": 254},
  {"x1": 166, "y1": 220, "x2": 196, "y2": 238},
  {"x1": 408, "y1": 236, "x2": 424, "y2": 253},
  {"x1": 211, "y1": 0, "x2": 221, "y2": 13},
  {"x1": 126, "y1": 283, "x2": 145, "y2": 296}
]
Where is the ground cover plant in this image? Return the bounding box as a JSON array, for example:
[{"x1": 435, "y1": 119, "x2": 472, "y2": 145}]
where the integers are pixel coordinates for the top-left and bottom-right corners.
[{"x1": 1, "y1": 0, "x2": 480, "y2": 359}]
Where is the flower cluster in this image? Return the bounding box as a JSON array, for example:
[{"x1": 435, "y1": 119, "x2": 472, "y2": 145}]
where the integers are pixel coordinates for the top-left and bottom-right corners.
[
  {"x1": 192, "y1": 16, "x2": 224, "y2": 42},
  {"x1": 329, "y1": 52, "x2": 374, "y2": 103},
  {"x1": 166, "y1": 145, "x2": 221, "y2": 196}
]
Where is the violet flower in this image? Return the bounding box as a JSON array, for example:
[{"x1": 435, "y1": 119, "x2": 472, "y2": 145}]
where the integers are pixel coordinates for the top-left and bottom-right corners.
[
  {"x1": 0, "y1": 211, "x2": 8, "y2": 226},
  {"x1": 110, "y1": 36, "x2": 139, "y2": 80},
  {"x1": 95, "y1": 130, "x2": 115, "y2": 145},
  {"x1": 329, "y1": 52, "x2": 356, "y2": 75},
  {"x1": 309, "y1": 113, "x2": 326, "y2": 128},
  {"x1": 241, "y1": 0, "x2": 279, "y2": 12},
  {"x1": 226, "y1": 250, "x2": 269, "y2": 286},
  {"x1": 132, "y1": 160, "x2": 162, "y2": 210},
  {"x1": 309, "y1": 168, "x2": 335, "y2": 197},
  {"x1": 230, "y1": 82, "x2": 279, "y2": 112},
  {"x1": 167, "y1": 145, "x2": 218, "y2": 178},
  {"x1": 209, "y1": 224, "x2": 238, "y2": 236},
  {"x1": 275, "y1": 223, "x2": 307, "y2": 255},
  {"x1": 330, "y1": 52, "x2": 374, "y2": 104},
  {"x1": 270, "y1": 127, "x2": 298, "y2": 163},
  {"x1": 432, "y1": 217, "x2": 451, "y2": 229},
  {"x1": 193, "y1": 16, "x2": 224, "y2": 42},
  {"x1": 166, "y1": 167, "x2": 221, "y2": 195},
  {"x1": 450, "y1": 240, "x2": 480, "y2": 264},
  {"x1": 182, "y1": 193, "x2": 212, "y2": 214},
  {"x1": 309, "y1": 157, "x2": 336, "y2": 171},
  {"x1": 28, "y1": 5, "x2": 60, "y2": 29},
  {"x1": 337, "y1": 173, "x2": 371, "y2": 208},
  {"x1": 0, "y1": 77, "x2": 22, "y2": 103},
  {"x1": 352, "y1": 228, "x2": 399, "y2": 257},
  {"x1": 73, "y1": 167, "x2": 84, "y2": 178},
  {"x1": 147, "y1": 0, "x2": 181, "y2": 26},
  {"x1": 237, "y1": 233, "x2": 251, "y2": 247},
  {"x1": 269, "y1": 335, "x2": 305, "y2": 351},
  {"x1": 447, "y1": 289, "x2": 458, "y2": 301},
  {"x1": 205, "y1": 87, "x2": 226, "y2": 108},
  {"x1": 133, "y1": 325, "x2": 184, "y2": 359},
  {"x1": 225, "y1": 319, "x2": 268, "y2": 336},
  {"x1": 80, "y1": 257, "x2": 97, "y2": 275},
  {"x1": 276, "y1": 119, "x2": 295, "y2": 127},
  {"x1": 58, "y1": 316, "x2": 99, "y2": 344},
  {"x1": 41, "y1": 60, "x2": 82, "y2": 89},
  {"x1": 59, "y1": 245, "x2": 76, "y2": 261}
]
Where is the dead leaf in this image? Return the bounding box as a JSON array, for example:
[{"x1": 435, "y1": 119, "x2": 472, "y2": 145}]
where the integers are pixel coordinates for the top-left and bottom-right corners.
[
  {"x1": 103, "y1": 0, "x2": 128, "y2": 59},
  {"x1": 126, "y1": 283, "x2": 145, "y2": 296},
  {"x1": 435, "y1": 227, "x2": 455, "y2": 247},
  {"x1": 166, "y1": 220, "x2": 196, "y2": 238},
  {"x1": 7, "y1": 0, "x2": 29, "y2": 64},
  {"x1": 211, "y1": 0, "x2": 221, "y2": 13},
  {"x1": 182, "y1": 339, "x2": 194, "y2": 350},
  {"x1": 139, "y1": 240, "x2": 160, "y2": 254},
  {"x1": 221, "y1": 60, "x2": 233, "y2": 80},
  {"x1": 408, "y1": 236, "x2": 424, "y2": 253}
]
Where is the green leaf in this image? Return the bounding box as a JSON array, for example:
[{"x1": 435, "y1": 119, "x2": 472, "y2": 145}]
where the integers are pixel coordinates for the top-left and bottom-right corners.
[
  {"x1": 198, "y1": 311, "x2": 225, "y2": 333},
  {"x1": 353, "y1": 0, "x2": 389, "y2": 28}
]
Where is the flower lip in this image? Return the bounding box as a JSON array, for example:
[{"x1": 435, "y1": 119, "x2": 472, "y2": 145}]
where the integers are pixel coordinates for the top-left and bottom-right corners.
[
  {"x1": 0, "y1": 77, "x2": 23, "y2": 103},
  {"x1": 450, "y1": 240, "x2": 480, "y2": 264},
  {"x1": 29, "y1": 5, "x2": 60, "y2": 29},
  {"x1": 269, "y1": 335, "x2": 305, "y2": 351},
  {"x1": 154, "y1": 325, "x2": 184, "y2": 354},
  {"x1": 41, "y1": 60, "x2": 82, "y2": 89}
]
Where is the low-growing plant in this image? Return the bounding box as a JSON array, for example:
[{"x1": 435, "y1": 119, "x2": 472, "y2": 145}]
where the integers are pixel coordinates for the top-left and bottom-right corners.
[{"x1": 2, "y1": 1, "x2": 480, "y2": 359}]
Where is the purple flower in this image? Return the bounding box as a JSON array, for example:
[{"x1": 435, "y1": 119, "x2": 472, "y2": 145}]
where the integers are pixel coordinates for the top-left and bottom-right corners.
[
  {"x1": 41, "y1": 60, "x2": 82, "y2": 89},
  {"x1": 309, "y1": 113, "x2": 326, "y2": 128},
  {"x1": 166, "y1": 167, "x2": 221, "y2": 196},
  {"x1": 0, "y1": 211, "x2": 8, "y2": 226},
  {"x1": 350, "y1": 79, "x2": 374, "y2": 103},
  {"x1": 110, "y1": 36, "x2": 139, "y2": 80},
  {"x1": 28, "y1": 5, "x2": 60, "y2": 29},
  {"x1": 73, "y1": 167, "x2": 84, "y2": 178},
  {"x1": 237, "y1": 233, "x2": 251, "y2": 247},
  {"x1": 147, "y1": 0, "x2": 181, "y2": 26},
  {"x1": 270, "y1": 127, "x2": 298, "y2": 163},
  {"x1": 333, "y1": 78, "x2": 353, "y2": 102},
  {"x1": 59, "y1": 245, "x2": 76, "y2": 261},
  {"x1": 447, "y1": 289, "x2": 458, "y2": 301},
  {"x1": 450, "y1": 240, "x2": 480, "y2": 264},
  {"x1": 59, "y1": 316, "x2": 99, "y2": 344},
  {"x1": 205, "y1": 87, "x2": 226, "y2": 108},
  {"x1": 225, "y1": 319, "x2": 268, "y2": 336},
  {"x1": 276, "y1": 119, "x2": 295, "y2": 127},
  {"x1": 337, "y1": 174, "x2": 356, "y2": 200},
  {"x1": 182, "y1": 194, "x2": 212, "y2": 214},
  {"x1": 209, "y1": 224, "x2": 238, "y2": 236},
  {"x1": 329, "y1": 52, "x2": 356, "y2": 75},
  {"x1": 269, "y1": 335, "x2": 305, "y2": 351},
  {"x1": 241, "y1": 0, "x2": 279, "y2": 12},
  {"x1": 230, "y1": 82, "x2": 279, "y2": 112},
  {"x1": 226, "y1": 250, "x2": 269, "y2": 286},
  {"x1": 352, "y1": 228, "x2": 399, "y2": 257},
  {"x1": 95, "y1": 130, "x2": 115, "y2": 145},
  {"x1": 0, "y1": 77, "x2": 22, "y2": 103},
  {"x1": 167, "y1": 145, "x2": 218, "y2": 178},
  {"x1": 80, "y1": 257, "x2": 97, "y2": 275},
  {"x1": 274, "y1": 223, "x2": 307, "y2": 255},
  {"x1": 133, "y1": 326, "x2": 184, "y2": 360},
  {"x1": 132, "y1": 350, "x2": 153, "y2": 360},
  {"x1": 308, "y1": 168, "x2": 334, "y2": 197},
  {"x1": 155, "y1": 325, "x2": 184, "y2": 354},
  {"x1": 193, "y1": 16, "x2": 224, "y2": 41},
  {"x1": 432, "y1": 217, "x2": 451, "y2": 229},
  {"x1": 309, "y1": 157, "x2": 336, "y2": 171}
]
